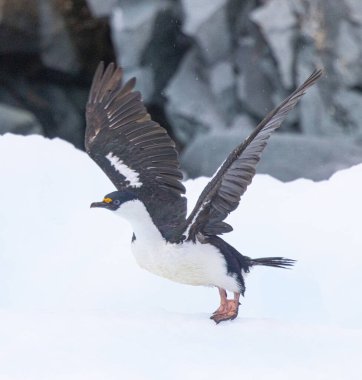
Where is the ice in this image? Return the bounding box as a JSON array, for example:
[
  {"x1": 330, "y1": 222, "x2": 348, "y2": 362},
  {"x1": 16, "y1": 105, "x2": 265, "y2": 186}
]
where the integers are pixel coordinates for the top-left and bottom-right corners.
[{"x1": 0, "y1": 134, "x2": 361, "y2": 379}]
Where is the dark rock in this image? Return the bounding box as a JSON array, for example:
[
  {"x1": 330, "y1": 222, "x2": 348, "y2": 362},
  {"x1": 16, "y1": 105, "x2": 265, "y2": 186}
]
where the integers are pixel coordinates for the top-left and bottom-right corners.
[
  {"x1": 0, "y1": 0, "x2": 39, "y2": 54},
  {"x1": 335, "y1": 19, "x2": 362, "y2": 88},
  {"x1": 229, "y1": 114, "x2": 255, "y2": 132},
  {"x1": 298, "y1": 0, "x2": 361, "y2": 89},
  {"x1": 165, "y1": 49, "x2": 225, "y2": 144},
  {"x1": 0, "y1": 68, "x2": 86, "y2": 148},
  {"x1": 296, "y1": 31, "x2": 362, "y2": 137},
  {"x1": 296, "y1": 36, "x2": 341, "y2": 135},
  {"x1": 33, "y1": 84, "x2": 84, "y2": 148},
  {"x1": 181, "y1": 0, "x2": 231, "y2": 64},
  {"x1": 208, "y1": 60, "x2": 237, "y2": 124},
  {"x1": 86, "y1": 0, "x2": 118, "y2": 18},
  {"x1": 235, "y1": 37, "x2": 282, "y2": 120},
  {"x1": 334, "y1": 89, "x2": 362, "y2": 136},
  {"x1": 297, "y1": 61, "x2": 341, "y2": 136},
  {"x1": 251, "y1": 0, "x2": 298, "y2": 88},
  {"x1": 251, "y1": 0, "x2": 362, "y2": 139},
  {"x1": 110, "y1": 2, "x2": 161, "y2": 69},
  {"x1": 298, "y1": 83, "x2": 341, "y2": 136},
  {"x1": 140, "y1": 2, "x2": 191, "y2": 103},
  {"x1": 56, "y1": 1, "x2": 115, "y2": 76},
  {"x1": 2, "y1": 0, "x2": 362, "y2": 167},
  {"x1": 38, "y1": 0, "x2": 80, "y2": 74},
  {"x1": 0, "y1": 103, "x2": 42, "y2": 135},
  {"x1": 110, "y1": 1, "x2": 164, "y2": 105},
  {"x1": 345, "y1": 0, "x2": 362, "y2": 23},
  {"x1": 181, "y1": 129, "x2": 362, "y2": 181},
  {"x1": 111, "y1": 1, "x2": 190, "y2": 106},
  {"x1": 229, "y1": 0, "x2": 256, "y2": 41}
]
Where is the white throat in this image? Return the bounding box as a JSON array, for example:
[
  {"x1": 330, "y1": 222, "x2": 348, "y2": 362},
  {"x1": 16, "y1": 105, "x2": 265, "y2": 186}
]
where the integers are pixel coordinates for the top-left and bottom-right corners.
[
  {"x1": 114, "y1": 199, "x2": 162, "y2": 242},
  {"x1": 112, "y1": 200, "x2": 239, "y2": 292}
]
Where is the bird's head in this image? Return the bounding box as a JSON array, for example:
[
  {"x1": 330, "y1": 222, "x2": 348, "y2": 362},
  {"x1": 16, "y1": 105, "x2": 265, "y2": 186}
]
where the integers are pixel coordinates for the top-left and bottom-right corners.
[{"x1": 90, "y1": 190, "x2": 138, "y2": 212}]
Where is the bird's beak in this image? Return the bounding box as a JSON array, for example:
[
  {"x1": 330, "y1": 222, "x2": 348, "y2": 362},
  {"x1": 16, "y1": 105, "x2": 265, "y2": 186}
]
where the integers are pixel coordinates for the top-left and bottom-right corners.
[{"x1": 90, "y1": 201, "x2": 109, "y2": 209}]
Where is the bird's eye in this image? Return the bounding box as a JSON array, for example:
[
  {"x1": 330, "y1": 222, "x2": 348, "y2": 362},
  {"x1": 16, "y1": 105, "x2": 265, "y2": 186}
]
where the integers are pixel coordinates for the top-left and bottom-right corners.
[{"x1": 113, "y1": 200, "x2": 121, "y2": 205}]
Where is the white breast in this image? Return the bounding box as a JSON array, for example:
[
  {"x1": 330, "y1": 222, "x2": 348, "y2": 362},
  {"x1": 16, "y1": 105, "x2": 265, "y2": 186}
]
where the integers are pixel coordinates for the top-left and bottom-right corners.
[{"x1": 114, "y1": 200, "x2": 240, "y2": 292}]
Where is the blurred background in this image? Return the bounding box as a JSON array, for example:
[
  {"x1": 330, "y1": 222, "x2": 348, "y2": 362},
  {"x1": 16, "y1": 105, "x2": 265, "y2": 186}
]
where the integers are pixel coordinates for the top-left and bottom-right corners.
[{"x1": 1, "y1": 0, "x2": 362, "y2": 181}]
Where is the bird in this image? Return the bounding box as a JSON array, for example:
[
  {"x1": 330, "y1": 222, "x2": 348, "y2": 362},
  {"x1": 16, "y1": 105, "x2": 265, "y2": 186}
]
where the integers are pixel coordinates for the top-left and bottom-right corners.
[{"x1": 85, "y1": 61, "x2": 322, "y2": 324}]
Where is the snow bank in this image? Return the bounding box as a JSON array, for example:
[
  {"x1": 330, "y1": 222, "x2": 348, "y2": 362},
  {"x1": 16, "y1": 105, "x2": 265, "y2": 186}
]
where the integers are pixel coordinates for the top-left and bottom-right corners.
[{"x1": 0, "y1": 134, "x2": 361, "y2": 379}]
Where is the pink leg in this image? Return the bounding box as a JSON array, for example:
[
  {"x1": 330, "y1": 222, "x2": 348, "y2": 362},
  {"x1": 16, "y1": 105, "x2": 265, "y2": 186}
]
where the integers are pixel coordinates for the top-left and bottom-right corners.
[
  {"x1": 211, "y1": 288, "x2": 228, "y2": 316},
  {"x1": 210, "y1": 291, "x2": 240, "y2": 324}
]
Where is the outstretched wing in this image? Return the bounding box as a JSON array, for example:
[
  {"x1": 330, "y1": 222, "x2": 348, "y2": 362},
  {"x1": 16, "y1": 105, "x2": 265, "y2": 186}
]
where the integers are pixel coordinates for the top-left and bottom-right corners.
[
  {"x1": 85, "y1": 62, "x2": 187, "y2": 239},
  {"x1": 182, "y1": 69, "x2": 323, "y2": 242}
]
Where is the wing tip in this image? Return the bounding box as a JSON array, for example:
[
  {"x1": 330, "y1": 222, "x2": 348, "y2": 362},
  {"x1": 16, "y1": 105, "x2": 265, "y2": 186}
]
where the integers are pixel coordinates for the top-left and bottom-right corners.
[
  {"x1": 88, "y1": 61, "x2": 126, "y2": 104},
  {"x1": 183, "y1": 66, "x2": 323, "y2": 241},
  {"x1": 297, "y1": 67, "x2": 324, "y2": 94}
]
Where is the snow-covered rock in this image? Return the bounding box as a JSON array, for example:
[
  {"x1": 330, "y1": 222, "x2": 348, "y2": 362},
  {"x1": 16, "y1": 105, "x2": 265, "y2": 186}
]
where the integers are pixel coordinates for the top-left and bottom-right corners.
[{"x1": 0, "y1": 134, "x2": 362, "y2": 379}]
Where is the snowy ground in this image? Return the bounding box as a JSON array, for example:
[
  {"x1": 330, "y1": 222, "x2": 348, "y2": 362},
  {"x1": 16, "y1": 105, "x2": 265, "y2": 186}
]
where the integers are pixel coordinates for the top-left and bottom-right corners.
[{"x1": 0, "y1": 134, "x2": 362, "y2": 379}]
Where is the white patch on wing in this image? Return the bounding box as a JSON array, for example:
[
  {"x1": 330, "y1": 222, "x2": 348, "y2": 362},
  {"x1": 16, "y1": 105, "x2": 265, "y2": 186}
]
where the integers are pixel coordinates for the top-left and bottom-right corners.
[
  {"x1": 106, "y1": 152, "x2": 143, "y2": 188},
  {"x1": 182, "y1": 158, "x2": 226, "y2": 239},
  {"x1": 183, "y1": 200, "x2": 210, "y2": 240},
  {"x1": 210, "y1": 158, "x2": 226, "y2": 181}
]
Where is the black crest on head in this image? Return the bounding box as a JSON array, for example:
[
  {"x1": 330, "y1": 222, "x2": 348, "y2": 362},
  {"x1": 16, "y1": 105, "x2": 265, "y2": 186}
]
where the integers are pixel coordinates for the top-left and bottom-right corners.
[{"x1": 105, "y1": 190, "x2": 138, "y2": 205}]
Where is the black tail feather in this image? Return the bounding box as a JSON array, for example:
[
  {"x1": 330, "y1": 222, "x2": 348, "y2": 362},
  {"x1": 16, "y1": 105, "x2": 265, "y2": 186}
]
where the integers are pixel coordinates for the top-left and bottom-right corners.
[{"x1": 250, "y1": 257, "x2": 296, "y2": 269}]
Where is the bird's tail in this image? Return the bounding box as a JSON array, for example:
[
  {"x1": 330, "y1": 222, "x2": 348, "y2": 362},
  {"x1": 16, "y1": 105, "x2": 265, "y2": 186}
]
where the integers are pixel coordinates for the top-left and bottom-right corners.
[{"x1": 249, "y1": 257, "x2": 296, "y2": 269}]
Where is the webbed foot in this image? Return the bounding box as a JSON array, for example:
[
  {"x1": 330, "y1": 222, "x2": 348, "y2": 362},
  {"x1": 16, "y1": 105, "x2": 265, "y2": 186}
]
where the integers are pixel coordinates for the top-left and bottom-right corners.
[{"x1": 210, "y1": 299, "x2": 240, "y2": 324}]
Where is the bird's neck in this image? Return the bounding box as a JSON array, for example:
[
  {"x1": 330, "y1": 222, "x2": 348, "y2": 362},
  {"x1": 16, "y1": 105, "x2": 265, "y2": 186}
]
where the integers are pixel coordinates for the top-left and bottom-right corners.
[{"x1": 114, "y1": 199, "x2": 163, "y2": 243}]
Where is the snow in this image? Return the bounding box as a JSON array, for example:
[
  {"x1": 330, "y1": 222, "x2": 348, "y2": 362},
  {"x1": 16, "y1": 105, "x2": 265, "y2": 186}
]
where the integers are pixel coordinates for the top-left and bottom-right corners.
[{"x1": 0, "y1": 133, "x2": 362, "y2": 379}]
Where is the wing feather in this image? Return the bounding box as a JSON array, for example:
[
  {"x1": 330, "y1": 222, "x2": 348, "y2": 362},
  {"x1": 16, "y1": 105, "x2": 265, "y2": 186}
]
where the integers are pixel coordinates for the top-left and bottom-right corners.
[
  {"x1": 85, "y1": 62, "x2": 187, "y2": 240},
  {"x1": 182, "y1": 69, "x2": 323, "y2": 241}
]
